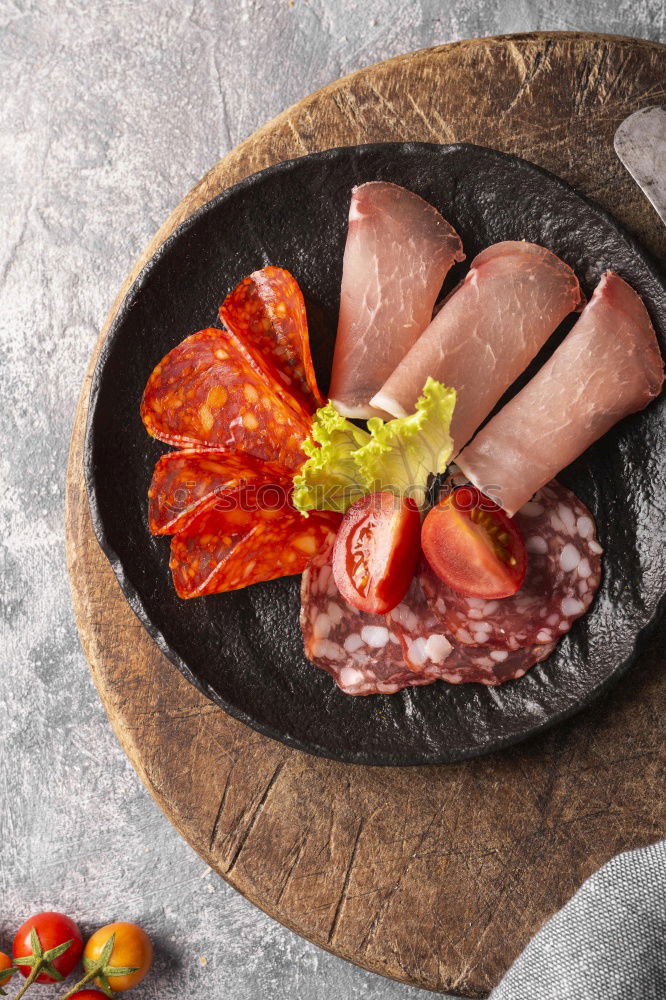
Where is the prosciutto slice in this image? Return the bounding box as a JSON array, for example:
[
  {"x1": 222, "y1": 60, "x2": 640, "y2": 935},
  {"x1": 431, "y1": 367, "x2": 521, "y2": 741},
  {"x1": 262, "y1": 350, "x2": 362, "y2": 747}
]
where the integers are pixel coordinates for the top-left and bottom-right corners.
[
  {"x1": 328, "y1": 182, "x2": 464, "y2": 418},
  {"x1": 371, "y1": 241, "x2": 583, "y2": 451},
  {"x1": 456, "y1": 272, "x2": 664, "y2": 516}
]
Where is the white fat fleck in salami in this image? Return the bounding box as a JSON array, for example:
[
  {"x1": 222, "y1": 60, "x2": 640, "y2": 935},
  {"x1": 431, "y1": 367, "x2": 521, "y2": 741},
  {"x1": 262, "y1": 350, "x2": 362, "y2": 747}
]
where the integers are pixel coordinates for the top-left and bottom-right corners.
[
  {"x1": 387, "y1": 580, "x2": 556, "y2": 685},
  {"x1": 420, "y1": 480, "x2": 602, "y2": 650},
  {"x1": 300, "y1": 541, "x2": 437, "y2": 696},
  {"x1": 385, "y1": 581, "x2": 453, "y2": 677}
]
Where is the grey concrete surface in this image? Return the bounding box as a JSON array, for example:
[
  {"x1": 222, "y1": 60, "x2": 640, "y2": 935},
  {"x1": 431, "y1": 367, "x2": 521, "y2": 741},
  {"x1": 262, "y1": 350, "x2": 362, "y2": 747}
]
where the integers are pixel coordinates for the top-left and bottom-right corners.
[{"x1": 0, "y1": 2, "x2": 663, "y2": 998}]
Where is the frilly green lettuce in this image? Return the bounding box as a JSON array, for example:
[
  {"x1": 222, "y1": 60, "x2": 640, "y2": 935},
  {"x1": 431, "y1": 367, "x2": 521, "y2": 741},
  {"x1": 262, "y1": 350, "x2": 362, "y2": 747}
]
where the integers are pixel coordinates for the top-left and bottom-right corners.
[
  {"x1": 293, "y1": 380, "x2": 456, "y2": 514},
  {"x1": 292, "y1": 402, "x2": 371, "y2": 514},
  {"x1": 355, "y1": 378, "x2": 456, "y2": 506}
]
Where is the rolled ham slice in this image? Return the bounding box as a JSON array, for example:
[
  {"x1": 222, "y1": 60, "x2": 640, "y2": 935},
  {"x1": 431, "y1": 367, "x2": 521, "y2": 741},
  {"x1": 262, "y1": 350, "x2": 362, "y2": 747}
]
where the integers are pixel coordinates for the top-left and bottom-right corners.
[
  {"x1": 328, "y1": 182, "x2": 464, "y2": 418},
  {"x1": 456, "y1": 272, "x2": 664, "y2": 516},
  {"x1": 371, "y1": 241, "x2": 583, "y2": 450}
]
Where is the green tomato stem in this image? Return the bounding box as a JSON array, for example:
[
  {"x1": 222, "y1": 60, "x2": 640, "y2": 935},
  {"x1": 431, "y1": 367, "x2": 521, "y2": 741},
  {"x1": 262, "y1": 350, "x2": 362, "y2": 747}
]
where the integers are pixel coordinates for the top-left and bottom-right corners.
[
  {"x1": 0, "y1": 965, "x2": 16, "y2": 997},
  {"x1": 57, "y1": 965, "x2": 100, "y2": 1000},
  {"x1": 13, "y1": 964, "x2": 42, "y2": 1000}
]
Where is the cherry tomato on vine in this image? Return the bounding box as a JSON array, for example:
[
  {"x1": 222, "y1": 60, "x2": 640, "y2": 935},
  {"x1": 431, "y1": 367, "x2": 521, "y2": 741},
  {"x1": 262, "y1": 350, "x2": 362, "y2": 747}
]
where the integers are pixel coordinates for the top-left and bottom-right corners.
[
  {"x1": 70, "y1": 992, "x2": 105, "y2": 998},
  {"x1": 84, "y1": 923, "x2": 152, "y2": 993},
  {"x1": 13, "y1": 912, "x2": 83, "y2": 984},
  {"x1": 0, "y1": 952, "x2": 14, "y2": 991}
]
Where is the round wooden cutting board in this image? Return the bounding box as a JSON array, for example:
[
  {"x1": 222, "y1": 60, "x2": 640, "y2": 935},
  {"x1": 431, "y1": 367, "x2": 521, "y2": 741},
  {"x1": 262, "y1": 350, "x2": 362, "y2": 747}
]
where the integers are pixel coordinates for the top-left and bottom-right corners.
[{"x1": 66, "y1": 33, "x2": 666, "y2": 997}]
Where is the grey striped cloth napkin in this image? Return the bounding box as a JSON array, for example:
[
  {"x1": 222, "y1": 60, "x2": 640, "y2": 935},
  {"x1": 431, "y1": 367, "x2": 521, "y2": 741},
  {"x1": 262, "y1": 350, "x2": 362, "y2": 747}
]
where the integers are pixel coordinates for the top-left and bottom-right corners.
[{"x1": 491, "y1": 840, "x2": 666, "y2": 999}]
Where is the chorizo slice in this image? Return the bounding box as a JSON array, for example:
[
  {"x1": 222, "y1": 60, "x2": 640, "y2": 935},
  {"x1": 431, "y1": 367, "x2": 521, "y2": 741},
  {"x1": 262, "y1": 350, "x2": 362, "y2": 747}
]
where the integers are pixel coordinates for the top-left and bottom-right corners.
[
  {"x1": 148, "y1": 449, "x2": 293, "y2": 535},
  {"x1": 141, "y1": 327, "x2": 311, "y2": 469},
  {"x1": 170, "y1": 505, "x2": 341, "y2": 599},
  {"x1": 219, "y1": 267, "x2": 325, "y2": 414}
]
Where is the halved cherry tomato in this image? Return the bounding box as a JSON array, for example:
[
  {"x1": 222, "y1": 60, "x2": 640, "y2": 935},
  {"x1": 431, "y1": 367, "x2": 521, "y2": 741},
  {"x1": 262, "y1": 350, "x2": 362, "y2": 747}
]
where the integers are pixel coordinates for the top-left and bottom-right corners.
[
  {"x1": 332, "y1": 491, "x2": 421, "y2": 614},
  {"x1": 84, "y1": 922, "x2": 152, "y2": 993},
  {"x1": 422, "y1": 485, "x2": 527, "y2": 599},
  {"x1": 13, "y1": 912, "x2": 83, "y2": 984}
]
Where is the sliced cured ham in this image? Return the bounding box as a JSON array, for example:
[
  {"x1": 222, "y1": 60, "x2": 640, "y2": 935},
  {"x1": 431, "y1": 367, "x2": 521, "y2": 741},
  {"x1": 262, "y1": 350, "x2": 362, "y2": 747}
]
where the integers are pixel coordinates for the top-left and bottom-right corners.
[
  {"x1": 372, "y1": 241, "x2": 583, "y2": 451},
  {"x1": 328, "y1": 182, "x2": 464, "y2": 418},
  {"x1": 420, "y1": 481, "x2": 603, "y2": 650},
  {"x1": 456, "y1": 272, "x2": 665, "y2": 516}
]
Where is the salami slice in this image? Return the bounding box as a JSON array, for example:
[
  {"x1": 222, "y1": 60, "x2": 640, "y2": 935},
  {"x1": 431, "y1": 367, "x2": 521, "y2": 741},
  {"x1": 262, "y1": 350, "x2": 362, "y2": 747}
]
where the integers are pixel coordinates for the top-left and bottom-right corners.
[
  {"x1": 385, "y1": 580, "x2": 453, "y2": 675},
  {"x1": 170, "y1": 505, "x2": 340, "y2": 599},
  {"x1": 148, "y1": 449, "x2": 292, "y2": 535},
  {"x1": 219, "y1": 267, "x2": 325, "y2": 414},
  {"x1": 389, "y1": 579, "x2": 556, "y2": 685},
  {"x1": 420, "y1": 480, "x2": 603, "y2": 649},
  {"x1": 301, "y1": 544, "x2": 437, "y2": 696},
  {"x1": 140, "y1": 327, "x2": 311, "y2": 469}
]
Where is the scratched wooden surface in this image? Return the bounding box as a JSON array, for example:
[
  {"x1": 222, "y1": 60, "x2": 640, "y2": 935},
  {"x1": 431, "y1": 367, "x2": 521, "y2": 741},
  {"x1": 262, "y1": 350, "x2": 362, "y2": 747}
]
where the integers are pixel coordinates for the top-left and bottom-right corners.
[{"x1": 65, "y1": 34, "x2": 666, "y2": 997}]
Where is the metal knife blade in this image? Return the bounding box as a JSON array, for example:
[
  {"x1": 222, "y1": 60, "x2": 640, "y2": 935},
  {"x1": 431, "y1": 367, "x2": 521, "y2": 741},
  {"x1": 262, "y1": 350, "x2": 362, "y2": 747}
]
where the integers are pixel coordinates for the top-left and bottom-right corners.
[{"x1": 614, "y1": 106, "x2": 666, "y2": 225}]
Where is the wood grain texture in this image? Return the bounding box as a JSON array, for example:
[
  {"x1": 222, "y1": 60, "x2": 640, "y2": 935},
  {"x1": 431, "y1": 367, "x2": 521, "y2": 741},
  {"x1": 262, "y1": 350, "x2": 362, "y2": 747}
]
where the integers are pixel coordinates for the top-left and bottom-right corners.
[{"x1": 65, "y1": 33, "x2": 666, "y2": 997}]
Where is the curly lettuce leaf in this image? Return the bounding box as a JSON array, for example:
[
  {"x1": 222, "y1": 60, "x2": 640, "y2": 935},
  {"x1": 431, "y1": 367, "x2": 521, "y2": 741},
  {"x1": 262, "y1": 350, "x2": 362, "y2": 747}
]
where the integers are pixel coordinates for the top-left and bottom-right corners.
[
  {"x1": 354, "y1": 378, "x2": 456, "y2": 506},
  {"x1": 293, "y1": 402, "x2": 371, "y2": 514}
]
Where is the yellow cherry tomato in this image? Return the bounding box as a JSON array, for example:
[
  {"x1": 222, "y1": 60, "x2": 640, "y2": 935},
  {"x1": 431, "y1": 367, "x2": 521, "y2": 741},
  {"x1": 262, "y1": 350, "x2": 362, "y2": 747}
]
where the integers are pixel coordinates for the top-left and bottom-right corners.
[
  {"x1": 84, "y1": 923, "x2": 152, "y2": 993},
  {"x1": 0, "y1": 951, "x2": 14, "y2": 987}
]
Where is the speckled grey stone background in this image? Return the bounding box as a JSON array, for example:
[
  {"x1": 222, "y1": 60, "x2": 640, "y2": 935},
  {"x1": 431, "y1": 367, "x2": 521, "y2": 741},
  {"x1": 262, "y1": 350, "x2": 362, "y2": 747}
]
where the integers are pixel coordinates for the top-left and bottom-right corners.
[{"x1": 0, "y1": 2, "x2": 663, "y2": 998}]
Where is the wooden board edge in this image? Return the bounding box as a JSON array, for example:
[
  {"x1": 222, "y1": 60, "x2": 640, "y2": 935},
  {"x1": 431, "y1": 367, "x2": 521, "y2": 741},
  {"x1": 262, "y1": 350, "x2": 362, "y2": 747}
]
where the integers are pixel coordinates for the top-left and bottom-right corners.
[{"x1": 64, "y1": 32, "x2": 666, "y2": 996}]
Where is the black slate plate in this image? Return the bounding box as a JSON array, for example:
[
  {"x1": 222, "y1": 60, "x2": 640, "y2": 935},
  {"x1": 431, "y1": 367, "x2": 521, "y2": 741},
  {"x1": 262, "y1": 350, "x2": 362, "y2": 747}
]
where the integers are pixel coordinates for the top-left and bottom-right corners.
[{"x1": 85, "y1": 143, "x2": 666, "y2": 765}]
